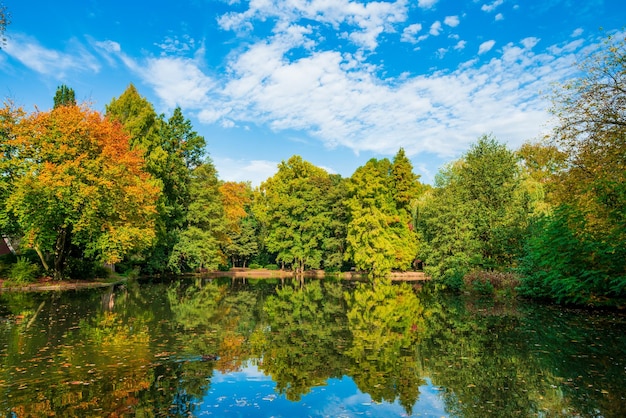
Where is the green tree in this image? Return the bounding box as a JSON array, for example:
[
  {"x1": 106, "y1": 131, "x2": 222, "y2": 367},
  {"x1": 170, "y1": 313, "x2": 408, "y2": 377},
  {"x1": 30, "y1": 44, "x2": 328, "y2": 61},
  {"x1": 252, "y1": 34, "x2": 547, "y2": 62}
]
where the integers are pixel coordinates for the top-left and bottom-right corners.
[
  {"x1": 106, "y1": 86, "x2": 206, "y2": 273},
  {"x1": 257, "y1": 156, "x2": 335, "y2": 272},
  {"x1": 391, "y1": 147, "x2": 422, "y2": 215},
  {"x1": 344, "y1": 279, "x2": 425, "y2": 415},
  {"x1": 52, "y1": 85, "x2": 76, "y2": 108},
  {"x1": 169, "y1": 160, "x2": 226, "y2": 272},
  {"x1": 519, "y1": 35, "x2": 626, "y2": 304},
  {"x1": 345, "y1": 158, "x2": 418, "y2": 277},
  {"x1": 1, "y1": 103, "x2": 160, "y2": 279},
  {"x1": 416, "y1": 135, "x2": 527, "y2": 286}
]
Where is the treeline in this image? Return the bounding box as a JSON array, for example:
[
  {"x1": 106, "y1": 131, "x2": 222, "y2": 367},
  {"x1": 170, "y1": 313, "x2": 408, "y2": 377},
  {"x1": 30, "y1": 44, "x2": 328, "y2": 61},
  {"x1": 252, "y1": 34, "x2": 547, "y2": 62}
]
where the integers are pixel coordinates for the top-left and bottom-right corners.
[{"x1": 1, "y1": 35, "x2": 624, "y2": 305}]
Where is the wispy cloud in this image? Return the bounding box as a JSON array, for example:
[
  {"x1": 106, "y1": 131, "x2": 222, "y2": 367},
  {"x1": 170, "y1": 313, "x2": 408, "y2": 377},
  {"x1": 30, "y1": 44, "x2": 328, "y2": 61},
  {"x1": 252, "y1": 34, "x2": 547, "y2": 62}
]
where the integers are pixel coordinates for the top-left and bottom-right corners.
[
  {"x1": 109, "y1": 12, "x2": 601, "y2": 166},
  {"x1": 213, "y1": 157, "x2": 279, "y2": 187},
  {"x1": 217, "y1": 0, "x2": 408, "y2": 51},
  {"x1": 481, "y1": 0, "x2": 504, "y2": 13},
  {"x1": 94, "y1": 40, "x2": 214, "y2": 109},
  {"x1": 3, "y1": 34, "x2": 100, "y2": 78}
]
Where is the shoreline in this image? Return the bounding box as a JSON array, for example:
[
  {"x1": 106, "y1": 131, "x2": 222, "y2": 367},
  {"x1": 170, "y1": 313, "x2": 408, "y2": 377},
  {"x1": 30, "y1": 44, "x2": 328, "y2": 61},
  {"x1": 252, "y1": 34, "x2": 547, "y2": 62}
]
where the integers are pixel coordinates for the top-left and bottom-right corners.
[{"x1": 0, "y1": 268, "x2": 429, "y2": 292}]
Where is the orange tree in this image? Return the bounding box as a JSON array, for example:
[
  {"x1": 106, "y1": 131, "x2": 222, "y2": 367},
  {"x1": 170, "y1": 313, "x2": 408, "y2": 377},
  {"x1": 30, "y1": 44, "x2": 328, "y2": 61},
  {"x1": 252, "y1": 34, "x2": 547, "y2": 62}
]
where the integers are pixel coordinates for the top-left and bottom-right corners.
[{"x1": 0, "y1": 103, "x2": 160, "y2": 279}]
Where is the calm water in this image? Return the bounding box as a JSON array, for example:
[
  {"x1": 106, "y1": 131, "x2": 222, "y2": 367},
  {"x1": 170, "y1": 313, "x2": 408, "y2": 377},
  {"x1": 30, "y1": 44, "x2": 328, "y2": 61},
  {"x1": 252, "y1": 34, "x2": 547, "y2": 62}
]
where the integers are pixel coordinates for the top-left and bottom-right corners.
[{"x1": 1, "y1": 277, "x2": 625, "y2": 417}]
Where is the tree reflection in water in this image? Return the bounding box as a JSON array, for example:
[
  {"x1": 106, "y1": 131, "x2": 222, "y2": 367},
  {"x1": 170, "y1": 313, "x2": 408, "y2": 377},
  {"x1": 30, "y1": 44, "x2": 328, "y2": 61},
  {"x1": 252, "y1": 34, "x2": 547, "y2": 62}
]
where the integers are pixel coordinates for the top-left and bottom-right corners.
[{"x1": 1, "y1": 279, "x2": 625, "y2": 417}]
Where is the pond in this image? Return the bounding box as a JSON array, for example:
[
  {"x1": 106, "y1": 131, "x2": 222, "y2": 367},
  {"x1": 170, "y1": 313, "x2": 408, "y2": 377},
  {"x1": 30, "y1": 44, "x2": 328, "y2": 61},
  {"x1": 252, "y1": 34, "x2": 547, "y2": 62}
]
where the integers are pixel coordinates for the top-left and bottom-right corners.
[{"x1": 1, "y1": 277, "x2": 625, "y2": 417}]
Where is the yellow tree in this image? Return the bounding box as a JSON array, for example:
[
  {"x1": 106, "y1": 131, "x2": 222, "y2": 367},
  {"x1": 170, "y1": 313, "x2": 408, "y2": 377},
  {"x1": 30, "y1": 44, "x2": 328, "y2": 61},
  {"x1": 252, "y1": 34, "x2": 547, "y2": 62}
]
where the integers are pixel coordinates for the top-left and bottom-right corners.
[{"x1": 1, "y1": 103, "x2": 160, "y2": 279}]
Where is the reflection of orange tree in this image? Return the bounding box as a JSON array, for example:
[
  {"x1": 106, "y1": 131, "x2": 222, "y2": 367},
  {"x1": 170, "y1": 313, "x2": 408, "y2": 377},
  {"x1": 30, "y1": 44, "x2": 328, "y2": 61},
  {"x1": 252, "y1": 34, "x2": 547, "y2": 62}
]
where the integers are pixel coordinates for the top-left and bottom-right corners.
[
  {"x1": 5, "y1": 311, "x2": 154, "y2": 417},
  {"x1": 253, "y1": 280, "x2": 351, "y2": 401},
  {"x1": 166, "y1": 279, "x2": 258, "y2": 373},
  {"x1": 344, "y1": 279, "x2": 425, "y2": 415}
]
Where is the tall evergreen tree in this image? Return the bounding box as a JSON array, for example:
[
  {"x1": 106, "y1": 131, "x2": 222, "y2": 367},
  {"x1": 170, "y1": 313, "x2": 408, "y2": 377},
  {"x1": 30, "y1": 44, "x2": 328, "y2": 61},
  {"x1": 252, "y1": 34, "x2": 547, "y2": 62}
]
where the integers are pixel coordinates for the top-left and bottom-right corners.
[
  {"x1": 53, "y1": 85, "x2": 76, "y2": 108},
  {"x1": 345, "y1": 158, "x2": 418, "y2": 277}
]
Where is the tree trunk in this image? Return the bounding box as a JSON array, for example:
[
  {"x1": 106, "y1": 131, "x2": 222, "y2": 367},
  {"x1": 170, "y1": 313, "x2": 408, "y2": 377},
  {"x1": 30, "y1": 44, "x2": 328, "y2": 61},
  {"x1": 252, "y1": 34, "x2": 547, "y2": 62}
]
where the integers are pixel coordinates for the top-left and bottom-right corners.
[
  {"x1": 34, "y1": 245, "x2": 50, "y2": 272},
  {"x1": 53, "y1": 226, "x2": 71, "y2": 280}
]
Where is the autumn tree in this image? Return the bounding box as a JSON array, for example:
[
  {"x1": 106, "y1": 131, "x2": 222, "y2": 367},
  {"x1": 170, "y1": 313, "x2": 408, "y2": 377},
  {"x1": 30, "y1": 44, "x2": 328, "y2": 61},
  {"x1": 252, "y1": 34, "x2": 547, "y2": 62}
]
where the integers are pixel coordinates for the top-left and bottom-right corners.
[
  {"x1": 106, "y1": 85, "x2": 206, "y2": 273},
  {"x1": 518, "y1": 34, "x2": 626, "y2": 304},
  {"x1": 219, "y1": 181, "x2": 258, "y2": 267},
  {"x1": 0, "y1": 103, "x2": 160, "y2": 279}
]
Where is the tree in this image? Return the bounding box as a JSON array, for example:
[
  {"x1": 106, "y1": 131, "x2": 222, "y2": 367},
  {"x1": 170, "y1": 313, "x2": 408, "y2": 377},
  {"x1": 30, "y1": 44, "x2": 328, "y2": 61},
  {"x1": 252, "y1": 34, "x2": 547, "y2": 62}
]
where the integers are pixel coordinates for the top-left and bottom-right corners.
[
  {"x1": 53, "y1": 85, "x2": 76, "y2": 108},
  {"x1": 106, "y1": 86, "x2": 206, "y2": 273},
  {"x1": 345, "y1": 158, "x2": 418, "y2": 277},
  {"x1": 519, "y1": 34, "x2": 626, "y2": 304},
  {"x1": 0, "y1": 2, "x2": 9, "y2": 48},
  {"x1": 1, "y1": 103, "x2": 160, "y2": 279},
  {"x1": 258, "y1": 156, "x2": 335, "y2": 272},
  {"x1": 415, "y1": 135, "x2": 528, "y2": 285},
  {"x1": 219, "y1": 182, "x2": 258, "y2": 267},
  {"x1": 391, "y1": 148, "x2": 422, "y2": 215},
  {"x1": 169, "y1": 160, "x2": 226, "y2": 272}
]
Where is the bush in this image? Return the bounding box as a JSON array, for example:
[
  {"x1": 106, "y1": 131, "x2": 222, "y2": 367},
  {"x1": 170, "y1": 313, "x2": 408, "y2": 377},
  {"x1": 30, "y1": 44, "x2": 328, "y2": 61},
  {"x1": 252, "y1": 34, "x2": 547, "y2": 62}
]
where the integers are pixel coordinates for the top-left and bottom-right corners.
[
  {"x1": 248, "y1": 263, "x2": 262, "y2": 269},
  {"x1": 8, "y1": 257, "x2": 40, "y2": 284},
  {"x1": 463, "y1": 270, "x2": 520, "y2": 296},
  {"x1": 264, "y1": 264, "x2": 279, "y2": 270}
]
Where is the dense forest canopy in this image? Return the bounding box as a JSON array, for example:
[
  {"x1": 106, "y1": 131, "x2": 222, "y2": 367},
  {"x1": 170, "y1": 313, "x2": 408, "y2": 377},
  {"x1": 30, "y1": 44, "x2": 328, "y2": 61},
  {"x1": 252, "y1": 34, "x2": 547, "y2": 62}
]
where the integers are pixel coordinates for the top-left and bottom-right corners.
[{"x1": 1, "y1": 35, "x2": 624, "y2": 306}]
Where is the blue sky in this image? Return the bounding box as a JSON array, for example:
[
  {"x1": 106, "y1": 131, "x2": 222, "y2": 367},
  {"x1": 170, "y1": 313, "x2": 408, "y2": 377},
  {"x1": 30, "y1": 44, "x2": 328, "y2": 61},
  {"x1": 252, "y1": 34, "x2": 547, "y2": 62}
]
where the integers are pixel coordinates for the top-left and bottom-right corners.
[{"x1": 1, "y1": 1, "x2": 624, "y2": 185}]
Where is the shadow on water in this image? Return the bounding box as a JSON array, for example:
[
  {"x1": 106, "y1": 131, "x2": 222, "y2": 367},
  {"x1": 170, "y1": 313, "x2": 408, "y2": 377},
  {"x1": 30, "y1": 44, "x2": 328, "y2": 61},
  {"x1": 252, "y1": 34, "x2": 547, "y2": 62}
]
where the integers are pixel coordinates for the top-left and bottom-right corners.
[{"x1": 1, "y1": 277, "x2": 625, "y2": 417}]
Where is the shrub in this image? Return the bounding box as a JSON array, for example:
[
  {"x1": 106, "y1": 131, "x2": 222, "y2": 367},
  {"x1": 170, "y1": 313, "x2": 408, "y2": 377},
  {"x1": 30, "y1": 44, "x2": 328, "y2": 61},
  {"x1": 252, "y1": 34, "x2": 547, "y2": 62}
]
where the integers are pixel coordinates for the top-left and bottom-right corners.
[
  {"x1": 248, "y1": 263, "x2": 262, "y2": 269},
  {"x1": 463, "y1": 270, "x2": 520, "y2": 296},
  {"x1": 264, "y1": 264, "x2": 279, "y2": 270},
  {"x1": 8, "y1": 257, "x2": 40, "y2": 284}
]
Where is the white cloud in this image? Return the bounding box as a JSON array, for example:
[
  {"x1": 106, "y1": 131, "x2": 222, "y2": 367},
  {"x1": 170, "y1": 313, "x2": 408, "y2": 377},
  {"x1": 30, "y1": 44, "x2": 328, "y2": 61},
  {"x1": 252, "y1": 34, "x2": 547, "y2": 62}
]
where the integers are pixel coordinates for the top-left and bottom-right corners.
[
  {"x1": 478, "y1": 39, "x2": 496, "y2": 54},
  {"x1": 102, "y1": 3, "x2": 605, "y2": 170},
  {"x1": 401, "y1": 23, "x2": 423, "y2": 43},
  {"x1": 217, "y1": 0, "x2": 408, "y2": 51},
  {"x1": 571, "y1": 28, "x2": 584, "y2": 37},
  {"x1": 213, "y1": 157, "x2": 279, "y2": 186},
  {"x1": 495, "y1": 13, "x2": 504, "y2": 21},
  {"x1": 418, "y1": 0, "x2": 438, "y2": 8},
  {"x1": 4, "y1": 34, "x2": 100, "y2": 78},
  {"x1": 482, "y1": 0, "x2": 504, "y2": 12},
  {"x1": 444, "y1": 16, "x2": 460, "y2": 27},
  {"x1": 429, "y1": 21, "x2": 442, "y2": 36},
  {"x1": 454, "y1": 40, "x2": 467, "y2": 50}
]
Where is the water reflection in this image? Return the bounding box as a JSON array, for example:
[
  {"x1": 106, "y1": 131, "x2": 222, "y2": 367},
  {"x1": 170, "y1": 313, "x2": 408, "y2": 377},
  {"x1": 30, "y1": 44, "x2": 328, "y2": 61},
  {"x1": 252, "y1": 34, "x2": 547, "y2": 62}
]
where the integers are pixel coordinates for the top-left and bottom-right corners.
[{"x1": 1, "y1": 278, "x2": 625, "y2": 417}]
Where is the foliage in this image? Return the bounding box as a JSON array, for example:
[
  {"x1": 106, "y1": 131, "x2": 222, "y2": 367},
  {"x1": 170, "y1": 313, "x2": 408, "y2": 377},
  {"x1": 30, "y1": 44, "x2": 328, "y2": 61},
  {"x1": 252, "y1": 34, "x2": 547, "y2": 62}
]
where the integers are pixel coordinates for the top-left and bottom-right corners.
[
  {"x1": 415, "y1": 135, "x2": 528, "y2": 285},
  {"x1": 0, "y1": 2, "x2": 8, "y2": 48},
  {"x1": 257, "y1": 156, "x2": 337, "y2": 272},
  {"x1": 220, "y1": 182, "x2": 259, "y2": 267},
  {"x1": 0, "y1": 103, "x2": 160, "y2": 279},
  {"x1": 462, "y1": 269, "x2": 520, "y2": 296},
  {"x1": 518, "y1": 34, "x2": 626, "y2": 305},
  {"x1": 106, "y1": 85, "x2": 206, "y2": 273},
  {"x1": 53, "y1": 85, "x2": 76, "y2": 108},
  {"x1": 7, "y1": 257, "x2": 39, "y2": 284},
  {"x1": 345, "y1": 157, "x2": 419, "y2": 277},
  {"x1": 169, "y1": 160, "x2": 226, "y2": 272}
]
